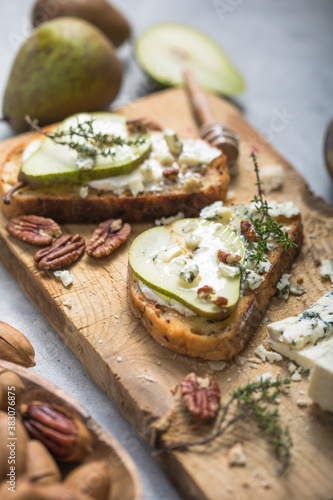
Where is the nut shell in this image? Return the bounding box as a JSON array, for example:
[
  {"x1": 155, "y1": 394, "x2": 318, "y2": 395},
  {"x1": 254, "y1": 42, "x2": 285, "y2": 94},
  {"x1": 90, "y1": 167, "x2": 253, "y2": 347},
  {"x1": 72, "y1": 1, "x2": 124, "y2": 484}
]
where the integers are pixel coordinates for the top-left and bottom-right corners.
[
  {"x1": 26, "y1": 440, "x2": 61, "y2": 485},
  {"x1": 65, "y1": 460, "x2": 111, "y2": 500},
  {"x1": 0, "y1": 370, "x2": 24, "y2": 411},
  {"x1": 0, "y1": 411, "x2": 28, "y2": 482},
  {"x1": 0, "y1": 321, "x2": 36, "y2": 368},
  {"x1": 0, "y1": 478, "x2": 95, "y2": 500}
]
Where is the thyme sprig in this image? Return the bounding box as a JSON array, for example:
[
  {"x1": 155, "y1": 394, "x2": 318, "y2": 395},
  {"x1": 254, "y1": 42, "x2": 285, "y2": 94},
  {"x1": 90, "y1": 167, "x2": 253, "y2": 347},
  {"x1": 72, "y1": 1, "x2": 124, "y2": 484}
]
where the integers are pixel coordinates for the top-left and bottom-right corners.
[
  {"x1": 249, "y1": 151, "x2": 297, "y2": 264},
  {"x1": 25, "y1": 115, "x2": 146, "y2": 161},
  {"x1": 156, "y1": 376, "x2": 292, "y2": 472}
]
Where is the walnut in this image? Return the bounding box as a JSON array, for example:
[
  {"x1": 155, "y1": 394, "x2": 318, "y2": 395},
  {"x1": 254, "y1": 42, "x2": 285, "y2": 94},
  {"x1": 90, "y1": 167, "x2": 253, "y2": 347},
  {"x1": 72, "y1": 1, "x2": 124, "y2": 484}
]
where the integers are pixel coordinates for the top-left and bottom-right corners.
[
  {"x1": 34, "y1": 234, "x2": 85, "y2": 270},
  {"x1": 181, "y1": 373, "x2": 221, "y2": 421},
  {"x1": 211, "y1": 296, "x2": 228, "y2": 308},
  {"x1": 217, "y1": 250, "x2": 242, "y2": 264},
  {"x1": 6, "y1": 215, "x2": 61, "y2": 246},
  {"x1": 86, "y1": 219, "x2": 131, "y2": 258},
  {"x1": 240, "y1": 219, "x2": 257, "y2": 242},
  {"x1": 197, "y1": 285, "x2": 215, "y2": 299}
]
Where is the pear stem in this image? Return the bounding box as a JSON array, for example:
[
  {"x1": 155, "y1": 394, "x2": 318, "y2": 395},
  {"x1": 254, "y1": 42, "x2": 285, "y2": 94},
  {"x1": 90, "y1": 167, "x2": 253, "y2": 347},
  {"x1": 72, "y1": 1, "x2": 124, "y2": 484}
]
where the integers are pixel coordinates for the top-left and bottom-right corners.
[
  {"x1": 3, "y1": 182, "x2": 26, "y2": 205},
  {"x1": 25, "y1": 115, "x2": 47, "y2": 136}
]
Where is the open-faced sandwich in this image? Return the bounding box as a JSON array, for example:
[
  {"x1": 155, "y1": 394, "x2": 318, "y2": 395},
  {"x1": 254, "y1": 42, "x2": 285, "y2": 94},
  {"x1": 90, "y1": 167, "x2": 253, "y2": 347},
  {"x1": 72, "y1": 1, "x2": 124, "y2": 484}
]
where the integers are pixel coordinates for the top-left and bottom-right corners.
[
  {"x1": 128, "y1": 198, "x2": 303, "y2": 360},
  {"x1": 0, "y1": 113, "x2": 229, "y2": 223}
]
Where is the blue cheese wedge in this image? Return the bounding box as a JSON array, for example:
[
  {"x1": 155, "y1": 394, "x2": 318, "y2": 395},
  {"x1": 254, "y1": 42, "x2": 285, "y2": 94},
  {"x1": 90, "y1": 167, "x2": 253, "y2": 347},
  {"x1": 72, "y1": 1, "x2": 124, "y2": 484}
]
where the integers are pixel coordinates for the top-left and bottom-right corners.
[
  {"x1": 308, "y1": 349, "x2": 333, "y2": 413},
  {"x1": 268, "y1": 291, "x2": 333, "y2": 369},
  {"x1": 269, "y1": 336, "x2": 333, "y2": 370}
]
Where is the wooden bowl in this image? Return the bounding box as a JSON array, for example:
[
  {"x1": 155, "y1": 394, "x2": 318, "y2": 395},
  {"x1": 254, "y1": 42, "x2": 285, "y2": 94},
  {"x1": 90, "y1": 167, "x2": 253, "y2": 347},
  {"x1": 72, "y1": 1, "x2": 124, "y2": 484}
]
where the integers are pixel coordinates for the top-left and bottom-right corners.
[{"x1": 0, "y1": 360, "x2": 142, "y2": 500}]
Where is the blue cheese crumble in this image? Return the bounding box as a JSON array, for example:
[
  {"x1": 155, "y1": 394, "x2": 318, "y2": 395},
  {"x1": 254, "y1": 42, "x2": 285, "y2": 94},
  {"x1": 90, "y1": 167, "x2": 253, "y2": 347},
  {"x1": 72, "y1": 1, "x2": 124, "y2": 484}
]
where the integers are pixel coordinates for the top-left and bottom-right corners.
[
  {"x1": 320, "y1": 259, "x2": 333, "y2": 284},
  {"x1": 54, "y1": 270, "x2": 73, "y2": 287},
  {"x1": 179, "y1": 263, "x2": 199, "y2": 284}
]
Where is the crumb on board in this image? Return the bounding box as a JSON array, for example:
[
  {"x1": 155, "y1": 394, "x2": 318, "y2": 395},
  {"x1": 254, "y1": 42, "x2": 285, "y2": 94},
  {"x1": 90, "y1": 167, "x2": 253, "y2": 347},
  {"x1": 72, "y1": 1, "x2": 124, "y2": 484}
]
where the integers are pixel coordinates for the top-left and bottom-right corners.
[
  {"x1": 255, "y1": 344, "x2": 282, "y2": 363},
  {"x1": 137, "y1": 375, "x2": 157, "y2": 383},
  {"x1": 288, "y1": 362, "x2": 297, "y2": 374},
  {"x1": 257, "y1": 372, "x2": 273, "y2": 382},
  {"x1": 227, "y1": 443, "x2": 246, "y2": 467},
  {"x1": 291, "y1": 369, "x2": 302, "y2": 382},
  {"x1": 54, "y1": 269, "x2": 73, "y2": 287},
  {"x1": 208, "y1": 360, "x2": 227, "y2": 371},
  {"x1": 297, "y1": 399, "x2": 308, "y2": 407}
]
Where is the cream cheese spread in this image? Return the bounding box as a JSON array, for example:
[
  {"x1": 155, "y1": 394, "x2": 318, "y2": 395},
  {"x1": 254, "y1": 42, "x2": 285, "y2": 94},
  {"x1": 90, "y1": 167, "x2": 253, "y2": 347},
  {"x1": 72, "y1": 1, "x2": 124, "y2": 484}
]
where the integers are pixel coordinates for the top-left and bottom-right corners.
[{"x1": 138, "y1": 280, "x2": 195, "y2": 317}]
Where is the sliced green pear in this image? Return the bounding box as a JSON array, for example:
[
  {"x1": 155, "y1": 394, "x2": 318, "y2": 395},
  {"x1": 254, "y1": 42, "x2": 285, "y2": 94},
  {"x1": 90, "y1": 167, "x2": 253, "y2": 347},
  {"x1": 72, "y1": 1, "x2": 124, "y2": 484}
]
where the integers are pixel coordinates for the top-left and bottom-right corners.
[
  {"x1": 129, "y1": 218, "x2": 245, "y2": 320},
  {"x1": 19, "y1": 112, "x2": 151, "y2": 187},
  {"x1": 135, "y1": 23, "x2": 245, "y2": 96}
]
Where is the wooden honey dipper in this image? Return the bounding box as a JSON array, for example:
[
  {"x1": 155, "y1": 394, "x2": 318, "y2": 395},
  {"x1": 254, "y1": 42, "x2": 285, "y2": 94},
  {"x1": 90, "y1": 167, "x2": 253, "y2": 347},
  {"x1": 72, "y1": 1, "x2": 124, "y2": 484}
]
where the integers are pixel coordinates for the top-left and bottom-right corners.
[{"x1": 183, "y1": 69, "x2": 239, "y2": 175}]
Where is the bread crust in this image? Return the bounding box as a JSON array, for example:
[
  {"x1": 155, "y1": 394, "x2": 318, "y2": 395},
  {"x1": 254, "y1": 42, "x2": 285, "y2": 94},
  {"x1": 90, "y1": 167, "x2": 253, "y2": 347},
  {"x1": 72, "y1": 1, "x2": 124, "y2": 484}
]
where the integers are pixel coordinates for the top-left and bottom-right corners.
[
  {"x1": 127, "y1": 216, "x2": 303, "y2": 360},
  {"x1": 0, "y1": 132, "x2": 229, "y2": 223}
]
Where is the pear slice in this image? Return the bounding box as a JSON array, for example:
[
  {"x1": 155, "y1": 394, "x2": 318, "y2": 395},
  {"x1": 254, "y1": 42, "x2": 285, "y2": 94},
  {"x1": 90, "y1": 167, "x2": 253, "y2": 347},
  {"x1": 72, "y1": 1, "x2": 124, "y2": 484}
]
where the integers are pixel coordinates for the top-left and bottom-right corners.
[
  {"x1": 129, "y1": 218, "x2": 245, "y2": 320},
  {"x1": 19, "y1": 112, "x2": 151, "y2": 187},
  {"x1": 135, "y1": 24, "x2": 245, "y2": 97}
]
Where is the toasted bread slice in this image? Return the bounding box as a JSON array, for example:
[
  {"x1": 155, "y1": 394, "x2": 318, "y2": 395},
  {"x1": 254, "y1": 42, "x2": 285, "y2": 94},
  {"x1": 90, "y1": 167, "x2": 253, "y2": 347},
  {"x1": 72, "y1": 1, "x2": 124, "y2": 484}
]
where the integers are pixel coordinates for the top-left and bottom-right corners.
[
  {"x1": 127, "y1": 214, "x2": 303, "y2": 360},
  {"x1": 0, "y1": 130, "x2": 229, "y2": 224}
]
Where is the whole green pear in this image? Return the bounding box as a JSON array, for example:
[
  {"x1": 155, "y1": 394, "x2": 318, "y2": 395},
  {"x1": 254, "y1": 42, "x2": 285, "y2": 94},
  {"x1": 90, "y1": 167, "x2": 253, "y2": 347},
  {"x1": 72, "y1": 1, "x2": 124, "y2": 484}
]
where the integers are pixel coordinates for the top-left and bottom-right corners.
[
  {"x1": 32, "y1": 0, "x2": 131, "y2": 48},
  {"x1": 2, "y1": 17, "x2": 122, "y2": 132}
]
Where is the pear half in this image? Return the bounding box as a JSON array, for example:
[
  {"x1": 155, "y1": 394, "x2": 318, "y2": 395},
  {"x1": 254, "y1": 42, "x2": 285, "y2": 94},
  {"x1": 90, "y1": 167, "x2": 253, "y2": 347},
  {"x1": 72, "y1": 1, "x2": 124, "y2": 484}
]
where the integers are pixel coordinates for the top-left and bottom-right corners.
[
  {"x1": 19, "y1": 113, "x2": 151, "y2": 188},
  {"x1": 129, "y1": 218, "x2": 245, "y2": 320},
  {"x1": 135, "y1": 23, "x2": 245, "y2": 97}
]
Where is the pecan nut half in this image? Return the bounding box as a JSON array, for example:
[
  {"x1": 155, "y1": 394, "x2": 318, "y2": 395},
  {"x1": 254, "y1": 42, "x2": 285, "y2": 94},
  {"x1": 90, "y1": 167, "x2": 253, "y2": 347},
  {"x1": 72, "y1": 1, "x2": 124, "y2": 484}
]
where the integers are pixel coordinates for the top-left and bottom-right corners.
[
  {"x1": 126, "y1": 118, "x2": 162, "y2": 133},
  {"x1": 181, "y1": 373, "x2": 221, "y2": 421},
  {"x1": 197, "y1": 285, "x2": 215, "y2": 299},
  {"x1": 211, "y1": 296, "x2": 228, "y2": 308},
  {"x1": 86, "y1": 219, "x2": 131, "y2": 258},
  {"x1": 23, "y1": 403, "x2": 92, "y2": 462},
  {"x1": 6, "y1": 215, "x2": 61, "y2": 246},
  {"x1": 217, "y1": 250, "x2": 242, "y2": 264},
  {"x1": 34, "y1": 234, "x2": 85, "y2": 270},
  {"x1": 240, "y1": 219, "x2": 257, "y2": 242},
  {"x1": 163, "y1": 167, "x2": 179, "y2": 178}
]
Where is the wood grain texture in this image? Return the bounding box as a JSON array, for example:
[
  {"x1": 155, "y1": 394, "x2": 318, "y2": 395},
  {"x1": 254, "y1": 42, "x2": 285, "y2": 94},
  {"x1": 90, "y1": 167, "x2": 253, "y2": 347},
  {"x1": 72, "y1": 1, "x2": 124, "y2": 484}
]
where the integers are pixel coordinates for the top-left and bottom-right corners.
[
  {"x1": 0, "y1": 360, "x2": 141, "y2": 500},
  {"x1": 0, "y1": 89, "x2": 333, "y2": 500}
]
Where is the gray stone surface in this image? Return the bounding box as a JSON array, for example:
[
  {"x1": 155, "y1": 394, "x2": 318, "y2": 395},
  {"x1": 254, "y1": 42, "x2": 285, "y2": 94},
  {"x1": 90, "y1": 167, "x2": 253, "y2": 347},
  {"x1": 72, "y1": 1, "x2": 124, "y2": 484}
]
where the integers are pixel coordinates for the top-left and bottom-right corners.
[{"x1": 0, "y1": 1, "x2": 332, "y2": 499}]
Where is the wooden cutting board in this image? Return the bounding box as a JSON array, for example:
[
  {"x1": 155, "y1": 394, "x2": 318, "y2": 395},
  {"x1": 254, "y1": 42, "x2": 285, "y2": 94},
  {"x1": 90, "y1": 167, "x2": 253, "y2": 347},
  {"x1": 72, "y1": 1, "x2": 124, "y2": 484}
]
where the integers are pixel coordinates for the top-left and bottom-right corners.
[{"x1": 0, "y1": 89, "x2": 333, "y2": 500}]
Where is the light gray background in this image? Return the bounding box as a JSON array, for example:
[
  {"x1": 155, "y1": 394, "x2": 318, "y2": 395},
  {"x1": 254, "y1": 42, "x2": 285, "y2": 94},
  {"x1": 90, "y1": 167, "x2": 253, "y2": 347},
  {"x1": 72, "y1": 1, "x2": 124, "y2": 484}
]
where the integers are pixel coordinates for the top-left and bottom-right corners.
[{"x1": 0, "y1": 1, "x2": 332, "y2": 499}]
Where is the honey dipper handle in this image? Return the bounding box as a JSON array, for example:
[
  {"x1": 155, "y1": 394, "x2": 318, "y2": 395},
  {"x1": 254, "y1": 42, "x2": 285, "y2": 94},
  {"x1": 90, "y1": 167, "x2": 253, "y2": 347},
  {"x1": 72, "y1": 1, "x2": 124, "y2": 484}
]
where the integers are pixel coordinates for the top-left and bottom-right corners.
[{"x1": 183, "y1": 68, "x2": 213, "y2": 125}]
